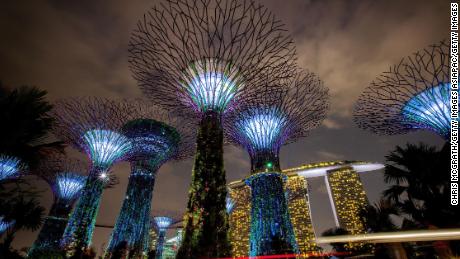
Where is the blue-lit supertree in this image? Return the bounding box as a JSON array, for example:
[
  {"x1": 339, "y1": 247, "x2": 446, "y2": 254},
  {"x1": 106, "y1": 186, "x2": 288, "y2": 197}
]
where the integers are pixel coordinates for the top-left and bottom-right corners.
[
  {"x1": 226, "y1": 196, "x2": 235, "y2": 214},
  {"x1": 0, "y1": 217, "x2": 14, "y2": 236},
  {"x1": 106, "y1": 105, "x2": 195, "y2": 259},
  {"x1": 28, "y1": 154, "x2": 88, "y2": 256},
  {"x1": 152, "y1": 215, "x2": 180, "y2": 259},
  {"x1": 129, "y1": 1, "x2": 296, "y2": 257},
  {"x1": 354, "y1": 40, "x2": 451, "y2": 140},
  {"x1": 0, "y1": 155, "x2": 26, "y2": 181},
  {"x1": 225, "y1": 71, "x2": 329, "y2": 256},
  {"x1": 51, "y1": 97, "x2": 134, "y2": 257}
]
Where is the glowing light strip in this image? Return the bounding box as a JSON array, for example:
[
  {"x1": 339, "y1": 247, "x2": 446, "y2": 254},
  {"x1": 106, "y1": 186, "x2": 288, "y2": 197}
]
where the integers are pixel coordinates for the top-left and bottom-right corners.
[{"x1": 316, "y1": 229, "x2": 460, "y2": 243}]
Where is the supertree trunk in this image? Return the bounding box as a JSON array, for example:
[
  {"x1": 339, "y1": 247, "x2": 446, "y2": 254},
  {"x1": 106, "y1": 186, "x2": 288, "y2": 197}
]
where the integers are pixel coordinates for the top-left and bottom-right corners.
[
  {"x1": 60, "y1": 167, "x2": 105, "y2": 258},
  {"x1": 246, "y1": 152, "x2": 297, "y2": 257},
  {"x1": 106, "y1": 160, "x2": 157, "y2": 259},
  {"x1": 177, "y1": 111, "x2": 231, "y2": 258},
  {"x1": 28, "y1": 199, "x2": 74, "y2": 256},
  {"x1": 154, "y1": 230, "x2": 166, "y2": 259}
]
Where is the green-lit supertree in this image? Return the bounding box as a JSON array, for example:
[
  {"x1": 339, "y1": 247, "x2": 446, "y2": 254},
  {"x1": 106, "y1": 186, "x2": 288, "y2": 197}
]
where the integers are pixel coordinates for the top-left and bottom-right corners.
[
  {"x1": 28, "y1": 154, "x2": 87, "y2": 257},
  {"x1": 129, "y1": 0, "x2": 296, "y2": 257},
  {"x1": 105, "y1": 105, "x2": 195, "y2": 259},
  {"x1": 51, "y1": 97, "x2": 135, "y2": 257},
  {"x1": 225, "y1": 71, "x2": 329, "y2": 256}
]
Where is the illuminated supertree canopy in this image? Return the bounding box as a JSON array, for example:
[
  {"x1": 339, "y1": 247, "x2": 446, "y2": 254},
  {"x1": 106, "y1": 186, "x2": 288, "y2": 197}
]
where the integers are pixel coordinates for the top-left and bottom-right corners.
[
  {"x1": 129, "y1": 1, "x2": 296, "y2": 257},
  {"x1": 354, "y1": 40, "x2": 451, "y2": 140},
  {"x1": 152, "y1": 215, "x2": 180, "y2": 259},
  {"x1": 225, "y1": 71, "x2": 329, "y2": 256},
  {"x1": 0, "y1": 155, "x2": 25, "y2": 181},
  {"x1": 225, "y1": 71, "x2": 329, "y2": 173},
  {"x1": 28, "y1": 154, "x2": 88, "y2": 256},
  {"x1": 51, "y1": 97, "x2": 134, "y2": 256},
  {"x1": 0, "y1": 217, "x2": 14, "y2": 235},
  {"x1": 226, "y1": 196, "x2": 235, "y2": 214},
  {"x1": 106, "y1": 106, "x2": 195, "y2": 259}
]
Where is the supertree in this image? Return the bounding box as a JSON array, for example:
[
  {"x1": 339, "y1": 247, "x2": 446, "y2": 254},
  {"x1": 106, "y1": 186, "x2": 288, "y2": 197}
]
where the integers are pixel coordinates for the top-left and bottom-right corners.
[
  {"x1": 51, "y1": 97, "x2": 134, "y2": 257},
  {"x1": 354, "y1": 40, "x2": 451, "y2": 140},
  {"x1": 152, "y1": 215, "x2": 181, "y2": 259},
  {"x1": 224, "y1": 71, "x2": 329, "y2": 256},
  {"x1": 27, "y1": 154, "x2": 87, "y2": 256},
  {"x1": 129, "y1": 0, "x2": 296, "y2": 257},
  {"x1": 226, "y1": 196, "x2": 235, "y2": 214},
  {"x1": 105, "y1": 105, "x2": 195, "y2": 259},
  {"x1": 0, "y1": 155, "x2": 26, "y2": 181}
]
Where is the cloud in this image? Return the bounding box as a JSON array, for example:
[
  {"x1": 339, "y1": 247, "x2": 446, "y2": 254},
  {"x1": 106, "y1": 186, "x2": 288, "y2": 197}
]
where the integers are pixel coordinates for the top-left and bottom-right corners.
[
  {"x1": 322, "y1": 118, "x2": 342, "y2": 129},
  {"x1": 316, "y1": 151, "x2": 344, "y2": 161}
]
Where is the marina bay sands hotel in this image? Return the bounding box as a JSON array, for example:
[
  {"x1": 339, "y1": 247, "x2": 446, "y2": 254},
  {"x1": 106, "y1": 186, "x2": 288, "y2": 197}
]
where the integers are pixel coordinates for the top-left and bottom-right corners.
[{"x1": 227, "y1": 160, "x2": 384, "y2": 257}]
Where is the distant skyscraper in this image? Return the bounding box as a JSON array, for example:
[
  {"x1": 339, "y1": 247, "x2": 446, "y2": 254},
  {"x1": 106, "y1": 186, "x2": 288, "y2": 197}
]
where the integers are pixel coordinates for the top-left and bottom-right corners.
[
  {"x1": 285, "y1": 175, "x2": 319, "y2": 255},
  {"x1": 326, "y1": 167, "x2": 368, "y2": 235}
]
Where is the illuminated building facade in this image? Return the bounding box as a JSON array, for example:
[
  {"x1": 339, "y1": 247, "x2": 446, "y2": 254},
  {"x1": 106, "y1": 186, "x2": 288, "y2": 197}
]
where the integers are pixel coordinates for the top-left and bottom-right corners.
[
  {"x1": 285, "y1": 175, "x2": 319, "y2": 255},
  {"x1": 228, "y1": 161, "x2": 383, "y2": 257},
  {"x1": 228, "y1": 184, "x2": 251, "y2": 257},
  {"x1": 325, "y1": 167, "x2": 368, "y2": 239}
]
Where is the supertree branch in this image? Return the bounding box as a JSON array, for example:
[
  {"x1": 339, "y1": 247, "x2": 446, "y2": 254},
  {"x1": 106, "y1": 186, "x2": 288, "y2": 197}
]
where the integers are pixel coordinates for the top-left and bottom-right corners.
[
  {"x1": 28, "y1": 154, "x2": 88, "y2": 256},
  {"x1": 129, "y1": 1, "x2": 296, "y2": 258},
  {"x1": 106, "y1": 106, "x2": 195, "y2": 259},
  {"x1": 50, "y1": 97, "x2": 135, "y2": 256},
  {"x1": 225, "y1": 71, "x2": 329, "y2": 173},
  {"x1": 354, "y1": 40, "x2": 450, "y2": 139}
]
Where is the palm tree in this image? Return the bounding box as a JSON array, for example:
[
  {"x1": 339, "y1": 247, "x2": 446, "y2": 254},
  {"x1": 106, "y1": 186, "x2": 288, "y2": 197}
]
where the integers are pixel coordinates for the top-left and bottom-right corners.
[
  {"x1": 383, "y1": 143, "x2": 459, "y2": 229},
  {"x1": 383, "y1": 143, "x2": 460, "y2": 257},
  {"x1": 0, "y1": 196, "x2": 45, "y2": 257},
  {"x1": 360, "y1": 199, "x2": 405, "y2": 258},
  {"x1": 0, "y1": 82, "x2": 64, "y2": 169}
]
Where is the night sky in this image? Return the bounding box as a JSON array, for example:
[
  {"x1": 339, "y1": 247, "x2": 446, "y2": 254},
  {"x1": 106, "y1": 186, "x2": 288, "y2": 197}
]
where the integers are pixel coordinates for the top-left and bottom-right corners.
[{"x1": 0, "y1": 0, "x2": 449, "y2": 255}]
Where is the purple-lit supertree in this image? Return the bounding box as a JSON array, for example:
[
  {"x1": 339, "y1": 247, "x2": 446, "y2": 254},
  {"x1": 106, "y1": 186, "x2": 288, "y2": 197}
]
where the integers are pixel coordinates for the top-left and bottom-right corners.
[
  {"x1": 225, "y1": 71, "x2": 329, "y2": 256},
  {"x1": 51, "y1": 97, "x2": 134, "y2": 257},
  {"x1": 354, "y1": 40, "x2": 451, "y2": 141},
  {"x1": 105, "y1": 104, "x2": 195, "y2": 259},
  {"x1": 0, "y1": 155, "x2": 26, "y2": 182},
  {"x1": 28, "y1": 154, "x2": 88, "y2": 256},
  {"x1": 151, "y1": 214, "x2": 181, "y2": 259},
  {"x1": 129, "y1": 0, "x2": 296, "y2": 257}
]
